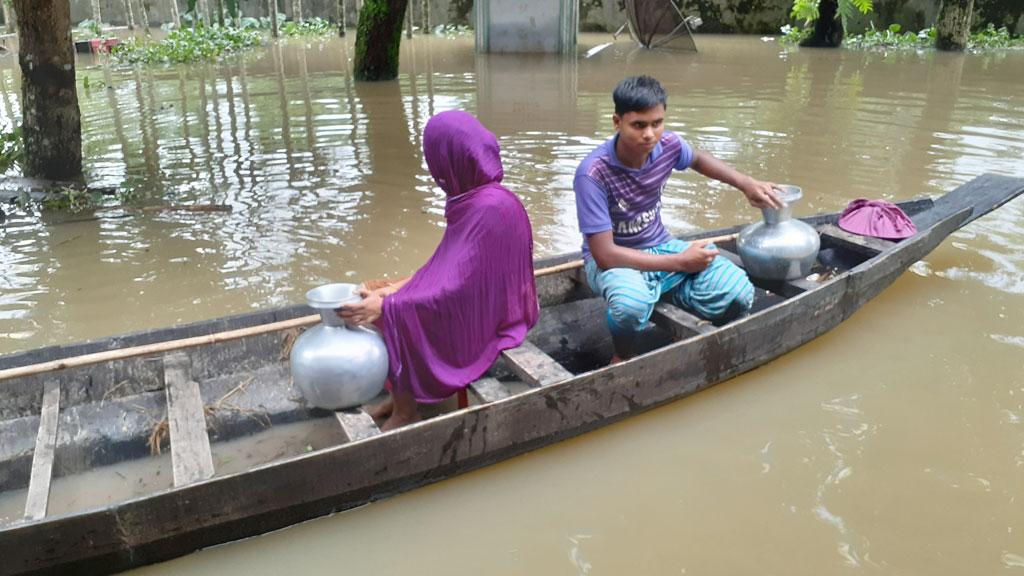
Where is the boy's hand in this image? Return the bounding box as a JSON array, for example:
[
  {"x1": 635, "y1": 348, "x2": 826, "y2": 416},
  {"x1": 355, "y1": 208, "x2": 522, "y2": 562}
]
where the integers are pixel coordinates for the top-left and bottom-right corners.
[
  {"x1": 670, "y1": 241, "x2": 719, "y2": 273},
  {"x1": 337, "y1": 288, "x2": 384, "y2": 326},
  {"x1": 742, "y1": 179, "x2": 784, "y2": 209}
]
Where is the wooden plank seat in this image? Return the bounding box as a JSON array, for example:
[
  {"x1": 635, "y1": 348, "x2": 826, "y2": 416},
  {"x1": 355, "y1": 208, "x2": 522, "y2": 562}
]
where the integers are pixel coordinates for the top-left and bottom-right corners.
[
  {"x1": 468, "y1": 377, "x2": 511, "y2": 404},
  {"x1": 817, "y1": 223, "x2": 895, "y2": 256},
  {"x1": 500, "y1": 341, "x2": 573, "y2": 387},
  {"x1": 335, "y1": 409, "x2": 381, "y2": 442},
  {"x1": 23, "y1": 380, "x2": 60, "y2": 521},
  {"x1": 651, "y1": 302, "x2": 716, "y2": 339},
  {"x1": 163, "y1": 353, "x2": 215, "y2": 487}
]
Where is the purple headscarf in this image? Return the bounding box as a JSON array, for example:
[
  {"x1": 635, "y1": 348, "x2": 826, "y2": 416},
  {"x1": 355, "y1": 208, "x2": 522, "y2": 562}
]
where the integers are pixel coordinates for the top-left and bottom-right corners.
[{"x1": 379, "y1": 111, "x2": 539, "y2": 403}]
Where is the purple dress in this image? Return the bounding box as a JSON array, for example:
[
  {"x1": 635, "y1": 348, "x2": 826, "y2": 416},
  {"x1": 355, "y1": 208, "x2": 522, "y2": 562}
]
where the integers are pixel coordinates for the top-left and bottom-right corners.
[{"x1": 380, "y1": 111, "x2": 539, "y2": 403}]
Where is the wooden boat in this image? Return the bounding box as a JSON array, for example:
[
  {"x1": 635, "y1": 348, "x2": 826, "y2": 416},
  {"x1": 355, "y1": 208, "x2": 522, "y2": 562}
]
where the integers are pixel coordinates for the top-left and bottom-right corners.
[{"x1": 1, "y1": 173, "x2": 1022, "y2": 575}]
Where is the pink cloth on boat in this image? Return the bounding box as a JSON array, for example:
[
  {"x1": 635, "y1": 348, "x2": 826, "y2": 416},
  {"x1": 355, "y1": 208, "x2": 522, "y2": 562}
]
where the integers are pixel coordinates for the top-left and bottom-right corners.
[
  {"x1": 379, "y1": 110, "x2": 539, "y2": 403},
  {"x1": 838, "y1": 199, "x2": 917, "y2": 240}
]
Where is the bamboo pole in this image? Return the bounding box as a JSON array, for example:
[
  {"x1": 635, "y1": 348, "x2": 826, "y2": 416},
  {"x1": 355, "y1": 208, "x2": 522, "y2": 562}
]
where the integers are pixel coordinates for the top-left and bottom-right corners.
[{"x1": 0, "y1": 233, "x2": 738, "y2": 382}]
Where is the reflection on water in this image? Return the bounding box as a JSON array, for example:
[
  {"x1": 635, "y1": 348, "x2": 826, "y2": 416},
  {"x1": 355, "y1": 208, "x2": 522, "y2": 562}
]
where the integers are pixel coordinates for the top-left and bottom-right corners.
[
  {"x1": 2, "y1": 35, "x2": 1023, "y2": 351},
  {"x1": 1, "y1": 34, "x2": 1023, "y2": 574}
]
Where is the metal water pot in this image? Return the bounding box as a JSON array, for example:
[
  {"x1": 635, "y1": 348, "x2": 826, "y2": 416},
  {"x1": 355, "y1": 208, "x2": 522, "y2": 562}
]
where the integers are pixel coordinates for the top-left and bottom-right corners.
[
  {"x1": 736, "y1": 185, "x2": 820, "y2": 281},
  {"x1": 289, "y1": 283, "x2": 388, "y2": 410}
]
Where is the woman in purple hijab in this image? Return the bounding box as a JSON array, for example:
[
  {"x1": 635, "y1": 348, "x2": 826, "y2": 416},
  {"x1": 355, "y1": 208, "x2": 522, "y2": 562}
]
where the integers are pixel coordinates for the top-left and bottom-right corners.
[{"x1": 339, "y1": 110, "x2": 539, "y2": 430}]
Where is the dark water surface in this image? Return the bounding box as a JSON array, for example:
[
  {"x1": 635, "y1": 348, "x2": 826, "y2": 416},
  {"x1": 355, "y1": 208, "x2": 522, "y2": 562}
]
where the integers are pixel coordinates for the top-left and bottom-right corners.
[{"x1": 1, "y1": 33, "x2": 1023, "y2": 573}]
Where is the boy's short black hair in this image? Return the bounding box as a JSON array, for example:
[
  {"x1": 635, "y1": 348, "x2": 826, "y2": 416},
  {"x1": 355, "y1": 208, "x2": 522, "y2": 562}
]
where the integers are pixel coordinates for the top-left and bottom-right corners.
[{"x1": 613, "y1": 76, "x2": 667, "y2": 116}]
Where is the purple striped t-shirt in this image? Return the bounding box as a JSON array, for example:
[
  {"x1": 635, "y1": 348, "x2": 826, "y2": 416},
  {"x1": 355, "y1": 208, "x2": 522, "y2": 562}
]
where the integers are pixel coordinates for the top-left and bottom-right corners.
[{"x1": 574, "y1": 131, "x2": 694, "y2": 256}]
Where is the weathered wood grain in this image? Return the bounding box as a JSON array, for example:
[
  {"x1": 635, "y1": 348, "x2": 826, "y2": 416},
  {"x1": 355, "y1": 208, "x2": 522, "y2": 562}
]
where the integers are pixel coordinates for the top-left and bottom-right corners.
[
  {"x1": 23, "y1": 380, "x2": 60, "y2": 521},
  {"x1": 163, "y1": 354, "x2": 214, "y2": 487},
  {"x1": 335, "y1": 409, "x2": 381, "y2": 442},
  {"x1": 468, "y1": 377, "x2": 511, "y2": 404},
  {"x1": 817, "y1": 223, "x2": 894, "y2": 255},
  {"x1": 651, "y1": 302, "x2": 716, "y2": 338},
  {"x1": 500, "y1": 341, "x2": 574, "y2": 387}
]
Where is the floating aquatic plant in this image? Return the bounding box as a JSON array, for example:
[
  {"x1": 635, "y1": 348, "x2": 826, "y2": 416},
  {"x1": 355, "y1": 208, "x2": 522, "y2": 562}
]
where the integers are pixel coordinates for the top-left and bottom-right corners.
[{"x1": 112, "y1": 25, "x2": 264, "y2": 64}]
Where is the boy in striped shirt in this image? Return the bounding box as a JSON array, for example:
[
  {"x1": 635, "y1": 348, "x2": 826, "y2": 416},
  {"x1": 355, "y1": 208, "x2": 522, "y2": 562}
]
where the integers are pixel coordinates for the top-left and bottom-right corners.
[{"x1": 574, "y1": 76, "x2": 782, "y2": 362}]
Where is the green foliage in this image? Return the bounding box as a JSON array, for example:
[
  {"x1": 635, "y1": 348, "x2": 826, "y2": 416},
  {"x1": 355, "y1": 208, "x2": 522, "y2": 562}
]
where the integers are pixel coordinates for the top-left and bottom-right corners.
[
  {"x1": 76, "y1": 19, "x2": 106, "y2": 39},
  {"x1": 790, "y1": 0, "x2": 873, "y2": 30},
  {"x1": 111, "y1": 25, "x2": 264, "y2": 64},
  {"x1": 970, "y1": 24, "x2": 1024, "y2": 49},
  {"x1": 42, "y1": 186, "x2": 105, "y2": 213},
  {"x1": 844, "y1": 23, "x2": 933, "y2": 49},
  {"x1": 0, "y1": 125, "x2": 22, "y2": 173},
  {"x1": 280, "y1": 17, "x2": 333, "y2": 37},
  {"x1": 778, "y1": 23, "x2": 811, "y2": 44},
  {"x1": 842, "y1": 23, "x2": 1023, "y2": 51}
]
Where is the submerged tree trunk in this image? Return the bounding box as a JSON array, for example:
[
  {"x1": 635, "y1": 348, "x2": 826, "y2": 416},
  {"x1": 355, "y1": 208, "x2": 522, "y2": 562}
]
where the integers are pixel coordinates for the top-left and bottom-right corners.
[
  {"x1": 170, "y1": 0, "x2": 181, "y2": 28},
  {"x1": 420, "y1": 0, "x2": 428, "y2": 33},
  {"x1": 11, "y1": 0, "x2": 83, "y2": 181},
  {"x1": 405, "y1": 1, "x2": 412, "y2": 37},
  {"x1": 268, "y1": 0, "x2": 279, "y2": 36},
  {"x1": 138, "y1": 0, "x2": 151, "y2": 33},
  {"x1": 122, "y1": 0, "x2": 135, "y2": 29},
  {"x1": 353, "y1": 0, "x2": 409, "y2": 81},
  {"x1": 800, "y1": 0, "x2": 843, "y2": 47},
  {"x1": 935, "y1": 0, "x2": 974, "y2": 51},
  {"x1": 337, "y1": 0, "x2": 346, "y2": 36},
  {"x1": 2, "y1": 2, "x2": 15, "y2": 33}
]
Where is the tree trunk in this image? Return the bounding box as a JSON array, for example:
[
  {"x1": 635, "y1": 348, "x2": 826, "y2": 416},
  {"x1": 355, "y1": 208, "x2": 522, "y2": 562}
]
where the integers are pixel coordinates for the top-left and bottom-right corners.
[
  {"x1": 269, "y1": 0, "x2": 279, "y2": 36},
  {"x1": 11, "y1": 0, "x2": 83, "y2": 181},
  {"x1": 405, "y1": 0, "x2": 412, "y2": 37},
  {"x1": 935, "y1": 0, "x2": 974, "y2": 51},
  {"x1": 138, "y1": 0, "x2": 151, "y2": 33},
  {"x1": 337, "y1": 0, "x2": 346, "y2": 36},
  {"x1": 353, "y1": 0, "x2": 409, "y2": 81},
  {"x1": 2, "y1": 1, "x2": 15, "y2": 33},
  {"x1": 799, "y1": 0, "x2": 843, "y2": 47},
  {"x1": 420, "y1": 0, "x2": 428, "y2": 34},
  {"x1": 169, "y1": 0, "x2": 181, "y2": 28},
  {"x1": 291, "y1": 0, "x2": 302, "y2": 22},
  {"x1": 91, "y1": 0, "x2": 103, "y2": 24},
  {"x1": 122, "y1": 0, "x2": 135, "y2": 29},
  {"x1": 215, "y1": 0, "x2": 225, "y2": 26}
]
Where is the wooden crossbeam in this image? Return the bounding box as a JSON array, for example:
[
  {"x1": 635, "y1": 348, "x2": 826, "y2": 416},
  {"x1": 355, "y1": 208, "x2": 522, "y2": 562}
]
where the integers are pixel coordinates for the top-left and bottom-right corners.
[
  {"x1": 651, "y1": 302, "x2": 717, "y2": 338},
  {"x1": 818, "y1": 223, "x2": 895, "y2": 256},
  {"x1": 23, "y1": 380, "x2": 60, "y2": 521},
  {"x1": 335, "y1": 409, "x2": 381, "y2": 442},
  {"x1": 468, "y1": 377, "x2": 512, "y2": 404},
  {"x1": 163, "y1": 353, "x2": 215, "y2": 487},
  {"x1": 500, "y1": 341, "x2": 573, "y2": 387}
]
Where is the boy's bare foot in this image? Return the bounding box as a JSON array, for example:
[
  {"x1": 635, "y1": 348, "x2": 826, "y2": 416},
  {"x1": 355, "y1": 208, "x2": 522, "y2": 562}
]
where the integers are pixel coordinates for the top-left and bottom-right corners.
[
  {"x1": 610, "y1": 354, "x2": 624, "y2": 365},
  {"x1": 380, "y1": 411, "x2": 421, "y2": 432},
  {"x1": 365, "y1": 398, "x2": 394, "y2": 421}
]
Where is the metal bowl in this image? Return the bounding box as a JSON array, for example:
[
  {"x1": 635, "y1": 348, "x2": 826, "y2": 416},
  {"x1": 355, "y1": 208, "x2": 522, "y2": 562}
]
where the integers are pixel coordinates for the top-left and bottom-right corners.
[{"x1": 305, "y1": 283, "x2": 360, "y2": 310}]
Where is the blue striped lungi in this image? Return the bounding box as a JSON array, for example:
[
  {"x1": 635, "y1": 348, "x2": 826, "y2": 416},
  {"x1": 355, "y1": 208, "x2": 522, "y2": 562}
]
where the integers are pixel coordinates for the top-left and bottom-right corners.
[{"x1": 584, "y1": 238, "x2": 754, "y2": 338}]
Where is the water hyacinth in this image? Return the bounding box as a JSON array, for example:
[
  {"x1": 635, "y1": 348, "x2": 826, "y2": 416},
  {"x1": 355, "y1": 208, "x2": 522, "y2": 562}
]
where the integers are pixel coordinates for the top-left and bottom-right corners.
[{"x1": 111, "y1": 25, "x2": 264, "y2": 64}]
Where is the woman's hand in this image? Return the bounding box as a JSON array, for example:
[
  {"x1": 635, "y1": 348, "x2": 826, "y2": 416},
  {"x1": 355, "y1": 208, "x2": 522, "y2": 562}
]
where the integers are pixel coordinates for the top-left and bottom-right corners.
[
  {"x1": 337, "y1": 288, "x2": 384, "y2": 327},
  {"x1": 741, "y1": 179, "x2": 784, "y2": 210}
]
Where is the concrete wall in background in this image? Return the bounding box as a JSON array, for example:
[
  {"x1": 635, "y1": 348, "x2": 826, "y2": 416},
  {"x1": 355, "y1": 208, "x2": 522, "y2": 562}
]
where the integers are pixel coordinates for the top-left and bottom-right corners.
[{"x1": 475, "y1": 0, "x2": 577, "y2": 53}]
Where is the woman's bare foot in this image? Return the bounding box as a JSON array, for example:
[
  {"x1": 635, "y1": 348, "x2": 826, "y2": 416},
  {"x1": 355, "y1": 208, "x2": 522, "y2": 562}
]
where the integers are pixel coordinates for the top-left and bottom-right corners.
[
  {"x1": 379, "y1": 391, "x2": 419, "y2": 431},
  {"x1": 365, "y1": 397, "x2": 394, "y2": 421},
  {"x1": 380, "y1": 411, "x2": 421, "y2": 432}
]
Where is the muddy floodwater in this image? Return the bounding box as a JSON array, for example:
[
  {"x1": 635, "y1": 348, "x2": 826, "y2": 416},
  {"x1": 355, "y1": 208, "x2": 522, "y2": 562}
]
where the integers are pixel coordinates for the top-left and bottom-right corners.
[{"x1": 1, "y1": 33, "x2": 1023, "y2": 574}]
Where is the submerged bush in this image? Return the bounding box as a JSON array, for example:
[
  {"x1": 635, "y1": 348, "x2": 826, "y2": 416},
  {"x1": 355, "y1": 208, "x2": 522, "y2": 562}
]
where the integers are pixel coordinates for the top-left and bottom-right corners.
[
  {"x1": 779, "y1": 22, "x2": 1024, "y2": 51},
  {"x1": 280, "y1": 17, "x2": 333, "y2": 37},
  {"x1": 112, "y1": 25, "x2": 264, "y2": 64}
]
